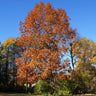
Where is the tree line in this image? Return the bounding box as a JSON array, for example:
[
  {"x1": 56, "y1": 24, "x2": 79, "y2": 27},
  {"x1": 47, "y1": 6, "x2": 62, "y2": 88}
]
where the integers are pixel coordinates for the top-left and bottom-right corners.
[{"x1": 0, "y1": 2, "x2": 96, "y2": 95}]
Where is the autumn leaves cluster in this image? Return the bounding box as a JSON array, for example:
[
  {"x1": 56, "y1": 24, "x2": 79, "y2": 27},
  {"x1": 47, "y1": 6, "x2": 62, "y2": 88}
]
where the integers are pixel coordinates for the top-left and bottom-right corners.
[{"x1": 16, "y1": 2, "x2": 77, "y2": 84}]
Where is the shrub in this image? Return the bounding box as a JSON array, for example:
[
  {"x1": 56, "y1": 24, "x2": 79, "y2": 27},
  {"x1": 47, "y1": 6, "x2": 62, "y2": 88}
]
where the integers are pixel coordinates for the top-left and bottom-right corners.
[
  {"x1": 58, "y1": 90, "x2": 71, "y2": 95},
  {"x1": 59, "y1": 80, "x2": 72, "y2": 92},
  {"x1": 34, "y1": 79, "x2": 52, "y2": 94}
]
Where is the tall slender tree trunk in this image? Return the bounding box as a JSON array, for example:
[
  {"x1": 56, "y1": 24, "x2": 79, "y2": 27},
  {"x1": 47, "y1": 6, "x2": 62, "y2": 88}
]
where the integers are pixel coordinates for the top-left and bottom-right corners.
[
  {"x1": 70, "y1": 43, "x2": 74, "y2": 76},
  {"x1": 0, "y1": 63, "x2": 1, "y2": 83},
  {"x1": 5, "y1": 47, "x2": 9, "y2": 85},
  {"x1": 12, "y1": 53, "x2": 16, "y2": 85},
  {"x1": 70, "y1": 43, "x2": 75, "y2": 94},
  {"x1": 5, "y1": 57, "x2": 8, "y2": 84},
  {"x1": 26, "y1": 72, "x2": 28, "y2": 93},
  {"x1": 0, "y1": 45, "x2": 2, "y2": 83}
]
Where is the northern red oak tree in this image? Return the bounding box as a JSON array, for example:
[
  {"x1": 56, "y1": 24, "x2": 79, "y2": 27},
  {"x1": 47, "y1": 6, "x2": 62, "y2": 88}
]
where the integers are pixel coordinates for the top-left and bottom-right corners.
[{"x1": 15, "y1": 2, "x2": 76, "y2": 85}]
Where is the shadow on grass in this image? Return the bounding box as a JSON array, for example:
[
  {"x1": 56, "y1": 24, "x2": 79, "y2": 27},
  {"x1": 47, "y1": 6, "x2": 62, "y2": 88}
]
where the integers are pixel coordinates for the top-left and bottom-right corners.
[{"x1": 0, "y1": 93, "x2": 27, "y2": 96}]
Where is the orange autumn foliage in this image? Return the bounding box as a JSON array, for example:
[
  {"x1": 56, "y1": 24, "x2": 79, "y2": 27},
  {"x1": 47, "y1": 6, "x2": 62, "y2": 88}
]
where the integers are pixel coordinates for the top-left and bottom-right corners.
[{"x1": 15, "y1": 2, "x2": 76, "y2": 85}]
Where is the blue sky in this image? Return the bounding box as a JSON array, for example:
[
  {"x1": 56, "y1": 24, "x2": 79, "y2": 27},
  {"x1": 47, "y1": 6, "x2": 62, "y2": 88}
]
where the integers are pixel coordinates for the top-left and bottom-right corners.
[{"x1": 0, "y1": 0, "x2": 96, "y2": 43}]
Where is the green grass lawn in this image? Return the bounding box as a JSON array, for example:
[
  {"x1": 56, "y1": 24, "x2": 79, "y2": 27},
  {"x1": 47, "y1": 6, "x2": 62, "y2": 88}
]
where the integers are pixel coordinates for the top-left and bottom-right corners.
[
  {"x1": 0, "y1": 93, "x2": 35, "y2": 96},
  {"x1": 0, "y1": 93, "x2": 96, "y2": 96},
  {"x1": 0, "y1": 93, "x2": 26, "y2": 96},
  {"x1": 0, "y1": 93, "x2": 41, "y2": 96}
]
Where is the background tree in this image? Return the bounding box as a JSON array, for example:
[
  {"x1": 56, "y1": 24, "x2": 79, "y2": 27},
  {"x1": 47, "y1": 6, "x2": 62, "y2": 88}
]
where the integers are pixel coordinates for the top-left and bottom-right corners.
[
  {"x1": 73, "y1": 37, "x2": 96, "y2": 93},
  {"x1": 0, "y1": 41, "x2": 3, "y2": 83},
  {"x1": 1, "y1": 38, "x2": 22, "y2": 85}
]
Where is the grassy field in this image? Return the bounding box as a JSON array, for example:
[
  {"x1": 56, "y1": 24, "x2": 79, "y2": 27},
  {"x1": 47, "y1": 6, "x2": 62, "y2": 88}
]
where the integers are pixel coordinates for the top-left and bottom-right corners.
[
  {"x1": 0, "y1": 93, "x2": 37, "y2": 96},
  {"x1": 0, "y1": 93, "x2": 26, "y2": 96},
  {"x1": 0, "y1": 93, "x2": 96, "y2": 96},
  {"x1": 0, "y1": 93, "x2": 41, "y2": 96}
]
